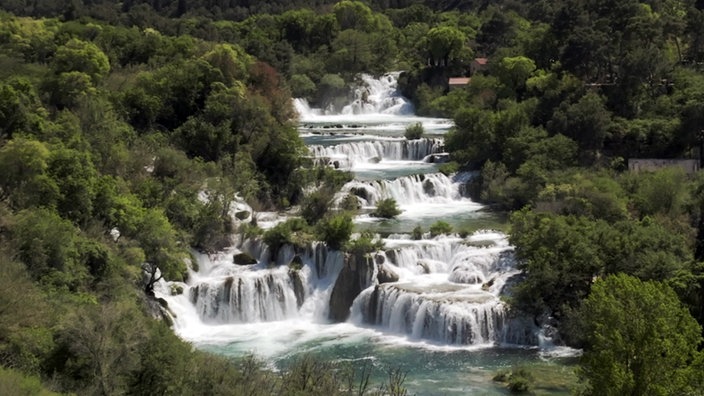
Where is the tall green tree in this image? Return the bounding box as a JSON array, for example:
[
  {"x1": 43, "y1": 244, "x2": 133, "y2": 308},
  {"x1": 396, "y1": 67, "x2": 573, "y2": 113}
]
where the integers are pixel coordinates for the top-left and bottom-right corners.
[{"x1": 574, "y1": 274, "x2": 701, "y2": 396}]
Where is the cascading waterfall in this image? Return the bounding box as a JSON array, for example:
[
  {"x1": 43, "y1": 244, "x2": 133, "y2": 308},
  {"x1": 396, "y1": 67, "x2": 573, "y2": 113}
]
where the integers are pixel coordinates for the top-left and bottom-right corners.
[
  {"x1": 309, "y1": 138, "x2": 444, "y2": 168},
  {"x1": 342, "y1": 172, "x2": 470, "y2": 206},
  {"x1": 190, "y1": 266, "x2": 302, "y2": 323},
  {"x1": 175, "y1": 242, "x2": 345, "y2": 325},
  {"x1": 342, "y1": 73, "x2": 414, "y2": 115},
  {"x1": 349, "y1": 233, "x2": 537, "y2": 346},
  {"x1": 154, "y1": 72, "x2": 568, "y2": 396},
  {"x1": 356, "y1": 284, "x2": 509, "y2": 345}
]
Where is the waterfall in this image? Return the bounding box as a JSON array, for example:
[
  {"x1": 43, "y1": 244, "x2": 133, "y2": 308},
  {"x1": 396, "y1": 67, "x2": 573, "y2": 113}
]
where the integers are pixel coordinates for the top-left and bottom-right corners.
[
  {"x1": 349, "y1": 233, "x2": 538, "y2": 346},
  {"x1": 294, "y1": 73, "x2": 414, "y2": 119},
  {"x1": 309, "y1": 138, "x2": 444, "y2": 168},
  {"x1": 154, "y1": 69, "x2": 554, "y2": 379},
  {"x1": 342, "y1": 73, "x2": 414, "y2": 115},
  {"x1": 190, "y1": 266, "x2": 303, "y2": 323},
  {"x1": 180, "y1": 242, "x2": 345, "y2": 325},
  {"x1": 355, "y1": 283, "x2": 510, "y2": 345},
  {"x1": 342, "y1": 172, "x2": 470, "y2": 206}
]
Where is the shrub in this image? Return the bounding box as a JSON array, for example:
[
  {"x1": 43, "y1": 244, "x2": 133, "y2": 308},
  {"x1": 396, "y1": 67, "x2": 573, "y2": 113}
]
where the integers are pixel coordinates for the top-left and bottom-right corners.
[
  {"x1": 371, "y1": 198, "x2": 401, "y2": 219},
  {"x1": 492, "y1": 366, "x2": 533, "y2": 394},
  {"x1": 411, "y1": 225, "x2": 423, "y2": 240},
  {"x1": 263, "y1": 222, "x2": 293, "y2": 260},
  {"x1": 429, "y1": 221, "x2": 452, "y2": 237},
  {"x1": 339, "y1": 194, "x2": 361, "y2": 212},
  {"x1": 301, "y1": 188, "x2": 335, "y2": 225},
  {"x1": 404, "y1": 122, "x2": 423, "y2": 140},
  {"x1": 346, "y1": 231, "x2": 384, "y2": 255},
  {"x1": 438, "y1": 161, "x2": 459, "y2": 176},
  {"x1": 169, "y1": 284, "x2": 184, "y2": 295},
  {"x1": 316, "y1": 213, "x2": 353, "y2": 250},
  {"x1": 507, "y1": 367, "x2": 533, "y2": 393}
]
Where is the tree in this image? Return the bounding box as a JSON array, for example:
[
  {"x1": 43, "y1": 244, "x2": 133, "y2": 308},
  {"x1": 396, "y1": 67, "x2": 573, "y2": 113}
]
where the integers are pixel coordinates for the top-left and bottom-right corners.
[
  {"x1": 0, "y1": 138, "x2": 59, "y2": 210},
  {"x1": 445, "y1": 107, "x2": 495, "y2": 167},
  {"x1": 493, "y1": 56, "x2": 536, "y2": 95},
  {"x1": 330, "y1": 29, "x2": 373, "y2": 74},
  {"x1": 51, "y1": 38, "x2": 110, "y2": 83},
  {"x1": 59, "y1": 301, "x2": 144, "y2": 396},
  {"x1": 426, "y1": 26, "x2": 465, "y2": 66},
  {"x1": 333, "y1": 1, "x2": 375, "y2": 31},
  {"x1": 574, "y1": 274, "x2": 701, "y2": 396},
  {"x1": 404, "y1": 122, "x2": 424, "y2": 140},
  {"x1": 548, "y1": 92, "x2": 612, "y2": 154},
  {"x1": 370, "y1": 198, "x2": 401, "y2": 219},
  {"x1": 317, "y1": 213, "x2": 353, "y2": 251}
]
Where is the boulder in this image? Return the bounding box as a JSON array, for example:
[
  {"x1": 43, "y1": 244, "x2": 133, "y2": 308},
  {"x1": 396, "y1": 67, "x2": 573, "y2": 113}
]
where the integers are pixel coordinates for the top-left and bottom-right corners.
[
  {"x1": 423, "y1": 179, "x2": 436, "y2": 196},
  {"x1": 368, "y1": 156, "x2": 382, "y2": 164},
  {"x1": 233, "y1": 252, "x2": 257, "y2": 265},
  {"x1": 235, "y1": 210, "x2": 250, "y2": 220},
  {"x1": 377, "y1": 264, "x2": 399, "y2": 284}
]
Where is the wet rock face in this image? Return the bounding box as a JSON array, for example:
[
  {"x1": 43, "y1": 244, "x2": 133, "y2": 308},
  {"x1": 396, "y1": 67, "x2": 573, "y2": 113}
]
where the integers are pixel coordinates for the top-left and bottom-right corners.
[
  {"x1": 328, "y1": 253, "x2": 376, "y2": 322},
  {"x1": 233, "y1": 252, "x2": 257, "y2": 265},
  {"x1": 377, "y1": 264, "x2": 399, "y2": 284}
]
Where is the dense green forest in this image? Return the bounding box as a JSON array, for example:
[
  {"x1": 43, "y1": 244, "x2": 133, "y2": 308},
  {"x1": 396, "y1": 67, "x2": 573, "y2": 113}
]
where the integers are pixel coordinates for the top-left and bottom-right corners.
[{"x1": 1, "y1": 0, "x2": 704, "y2": 394}]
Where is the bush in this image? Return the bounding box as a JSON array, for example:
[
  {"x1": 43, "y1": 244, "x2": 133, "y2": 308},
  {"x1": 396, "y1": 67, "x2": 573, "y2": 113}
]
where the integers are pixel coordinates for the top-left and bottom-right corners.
[
  {"x1": 301, "y1": 188, "x2": 335, "y2": 225},
  {"x1": 404, "y1": 122, "x2": 423, "y2": 140},
  {"x1": 429, "y1": 221, "x2": 452, "y2": 237},
  {"x1": 507, "y1": 367, "x2": 533, "y2": 393},
  {"x1": 339, "y1": 194, "x2": 361, "y2": 212},
  {"x1": 0, "y1": 366, "x2": 57, "y2": 396},
  {"x1": 438, "y1": 161, "x2": 459, "y2": 176},
  {"x1": 411, "y1": 225, "x2": 423, "y2": 240},
  {"x1": 346, "y1": 231, "x2": 384, "y2": 255},
  {"x1": 263, "y1": 222, "x2": 293, "y2": 261},
  {"x1": 493, "y1": 367, "x2": 533, "y2": 394},
  {"x1": 371, "y1": 198, "x2": 401, "y2": 219},
  {"x1": 316, "y1": 214, "x2": 353, "y2": 251}
]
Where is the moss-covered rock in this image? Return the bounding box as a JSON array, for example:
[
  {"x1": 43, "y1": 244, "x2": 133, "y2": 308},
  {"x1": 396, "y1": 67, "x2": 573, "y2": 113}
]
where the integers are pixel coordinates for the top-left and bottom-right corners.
[{"x1": 233, "y1": 252, "x2": 257, "y2": 265}]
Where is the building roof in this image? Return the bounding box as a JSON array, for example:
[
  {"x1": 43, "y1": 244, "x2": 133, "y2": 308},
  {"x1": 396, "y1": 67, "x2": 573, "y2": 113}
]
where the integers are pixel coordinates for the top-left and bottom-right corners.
[
  {"x1": 448, "y1": 77, "x2": 470, "y2": 86},
  {"x1": 473, "y1": 57, "x2": 489, "y2": 65}
]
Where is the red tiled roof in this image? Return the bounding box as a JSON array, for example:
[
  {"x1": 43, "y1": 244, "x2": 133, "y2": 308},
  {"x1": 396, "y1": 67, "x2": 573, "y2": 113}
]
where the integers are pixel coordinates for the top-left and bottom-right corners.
[{"x1": 474, "y1": 58, "x2": 489, "y2": 65}]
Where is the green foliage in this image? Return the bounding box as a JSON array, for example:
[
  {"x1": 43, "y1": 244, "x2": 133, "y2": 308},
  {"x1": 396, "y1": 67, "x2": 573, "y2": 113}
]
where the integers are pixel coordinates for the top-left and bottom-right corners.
[
  {"x1": 333, "y1": 1, "x2": 375, "y2": 31},
  {"x1": 426, "y1": 25, "x2": 466, "y2": 66},
  {"x1": 0, "y1": 367, "x2": 58, "y2": 396},
  {"x1": 0, "y1": 252, "x2": 52, "y2": 373},
  {"x1": 404, "y1": 122, "x2": 424, "y2": 140},
  {"x1": 494, "y1": 56, "x2": 536, "y2": 94},
  {"x1": 429, "y1": 221, "x2": 453, "y2": 237},
  {"x1": 338, "y1": 194, "x2": 361, "y2": 212},
  {"x1": 0, "y1": 137, "x2": 59, "y2": 210},
  {"x1": 573, "y1": 274, "x2": 701, "y2": 395},
  {"x1": 9, "y1": 208, "x2": 88, "y2": 290},
  {"x1": 411, "y1": 225, "x2": 423, "y2": 240},
  {"x1": 316, "y1": 213, "x2": 353, "y2": 251},
  {"x1": 371, "y1": 198, "x2": 402, "y2": 219},
  {"x1": 493, "y1": 366, "x2": 534, "y2": 394},
  {"x1": 1, "y1": 3, "x2": 704, "y2": 395},
  {"x1": 289, "y1": 73, "x2": 316, "y2": 99},
  {"x1": 438, "y1": 161, "x2": 459, "y2": 176},
  {"x1": 510, "y1": 210, "x2": 694, "y2": 319},
  {"x1": 51, "y1": 38, "x2": 110, "y2": 83},
  {"x1": 301, "y1": 187, "x2": 336, "y2": 225},
  {"x1": 445, "y1": 107, "x2": 495, "y2": 166},
  {"x1": 346, "y1": 230, "x2": 384, "y2": 256}
]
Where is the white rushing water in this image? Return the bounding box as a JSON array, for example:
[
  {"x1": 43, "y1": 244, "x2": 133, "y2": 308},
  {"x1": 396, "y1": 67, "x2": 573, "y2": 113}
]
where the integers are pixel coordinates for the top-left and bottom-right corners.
[{"x1": 156, "y1": 73, "x2": 576, "y2": 394}]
